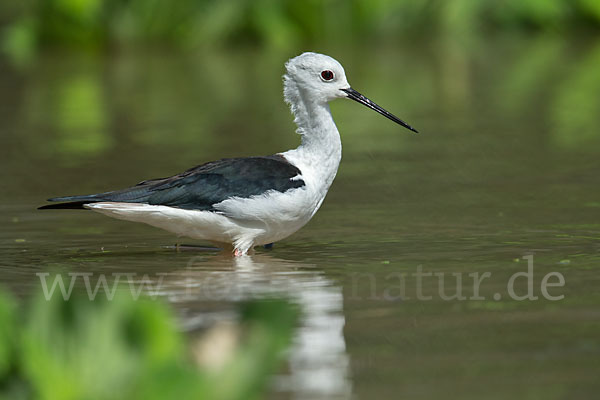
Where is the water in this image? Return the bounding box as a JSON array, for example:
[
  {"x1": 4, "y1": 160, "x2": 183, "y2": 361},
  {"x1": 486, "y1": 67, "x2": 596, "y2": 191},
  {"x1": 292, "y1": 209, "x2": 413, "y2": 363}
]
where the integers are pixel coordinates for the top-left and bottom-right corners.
[{"x1": 2, "y1": 34, "x2": 600, "y2": 399}]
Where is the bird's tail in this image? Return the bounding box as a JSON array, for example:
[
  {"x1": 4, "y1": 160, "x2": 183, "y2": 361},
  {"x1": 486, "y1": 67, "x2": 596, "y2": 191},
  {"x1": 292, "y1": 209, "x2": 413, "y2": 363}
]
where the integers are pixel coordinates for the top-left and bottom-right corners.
[{"x1": 38, "y1": 194, "x2": 102, "y2": 210}]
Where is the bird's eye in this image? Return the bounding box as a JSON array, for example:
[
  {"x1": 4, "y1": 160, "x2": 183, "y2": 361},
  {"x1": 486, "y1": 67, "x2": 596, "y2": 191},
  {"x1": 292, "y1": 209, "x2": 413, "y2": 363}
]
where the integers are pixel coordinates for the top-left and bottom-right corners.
[{"x1": 320, "y1": 70, "x2": 334, "y2": 81}]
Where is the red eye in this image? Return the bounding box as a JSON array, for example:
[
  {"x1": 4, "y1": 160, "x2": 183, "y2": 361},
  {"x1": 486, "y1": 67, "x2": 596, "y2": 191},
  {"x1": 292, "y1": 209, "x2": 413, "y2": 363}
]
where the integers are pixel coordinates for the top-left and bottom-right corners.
[{"x1": 321, "y1": 70, "x2": 334, "y2": 81}]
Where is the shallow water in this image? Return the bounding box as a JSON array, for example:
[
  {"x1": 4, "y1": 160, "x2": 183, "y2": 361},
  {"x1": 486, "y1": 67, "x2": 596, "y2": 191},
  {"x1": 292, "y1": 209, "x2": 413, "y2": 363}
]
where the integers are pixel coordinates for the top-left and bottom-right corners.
[{"x1": 2, "y1": 34, "x2": 600, "y2": 399}]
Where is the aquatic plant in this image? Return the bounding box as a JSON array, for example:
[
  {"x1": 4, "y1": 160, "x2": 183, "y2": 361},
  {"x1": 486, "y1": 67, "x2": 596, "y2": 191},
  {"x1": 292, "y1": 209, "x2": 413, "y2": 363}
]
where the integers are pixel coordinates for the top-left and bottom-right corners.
[{"x1": 0, "y1": 287, "x2": 297, "y2": 400}]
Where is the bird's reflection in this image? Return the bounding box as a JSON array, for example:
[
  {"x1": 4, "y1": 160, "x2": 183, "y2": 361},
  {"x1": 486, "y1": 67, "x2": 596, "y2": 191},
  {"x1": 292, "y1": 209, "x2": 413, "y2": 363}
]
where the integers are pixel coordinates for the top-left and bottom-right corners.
[{"x1": 153, "y1": 252, "x2": 352, "y2": 400}]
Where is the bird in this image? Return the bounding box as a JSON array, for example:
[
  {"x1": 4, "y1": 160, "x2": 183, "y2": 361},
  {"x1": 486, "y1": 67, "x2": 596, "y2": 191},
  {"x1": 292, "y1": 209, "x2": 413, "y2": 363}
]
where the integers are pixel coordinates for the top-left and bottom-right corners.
[{"x1": 39, "y1": 52, "x2": 418, "y2": 256}]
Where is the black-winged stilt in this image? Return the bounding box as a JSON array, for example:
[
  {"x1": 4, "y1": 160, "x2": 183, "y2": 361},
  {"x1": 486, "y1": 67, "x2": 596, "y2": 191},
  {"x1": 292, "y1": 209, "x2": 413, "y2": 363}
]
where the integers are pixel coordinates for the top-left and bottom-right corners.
[{"x1": 40, "y1": 52, "x2": 418, "y2": 256}]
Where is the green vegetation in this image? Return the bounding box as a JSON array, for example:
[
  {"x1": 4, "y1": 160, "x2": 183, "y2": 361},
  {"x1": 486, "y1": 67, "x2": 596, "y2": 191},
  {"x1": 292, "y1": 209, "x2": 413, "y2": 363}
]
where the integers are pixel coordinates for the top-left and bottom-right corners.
[
  {"x1": 2, "y1": 0, "x2": 600, "y2": 61},
  {"x1": 0, "y1": 288, "x2": 297, "y2": 400}
]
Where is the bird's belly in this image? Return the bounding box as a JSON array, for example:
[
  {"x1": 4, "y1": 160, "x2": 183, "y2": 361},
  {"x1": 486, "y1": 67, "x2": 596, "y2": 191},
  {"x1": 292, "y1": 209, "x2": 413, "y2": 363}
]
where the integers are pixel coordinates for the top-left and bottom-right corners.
[
  {"x1": 86, "y1": 186, "x2": 324, "y2": 248},
  {"x1": 215, "y1": 187, "x2": 322, "y2": 244},
  {"x1": 86, "y1": 202, "x2": 246, "y2": 243}
]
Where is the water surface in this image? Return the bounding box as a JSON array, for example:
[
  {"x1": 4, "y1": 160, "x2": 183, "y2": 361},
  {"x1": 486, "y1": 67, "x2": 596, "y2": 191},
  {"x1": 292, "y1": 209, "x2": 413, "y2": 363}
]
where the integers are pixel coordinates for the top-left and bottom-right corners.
[{"x1": 1, "y1": 34, "x2": 600, "y2": 399}]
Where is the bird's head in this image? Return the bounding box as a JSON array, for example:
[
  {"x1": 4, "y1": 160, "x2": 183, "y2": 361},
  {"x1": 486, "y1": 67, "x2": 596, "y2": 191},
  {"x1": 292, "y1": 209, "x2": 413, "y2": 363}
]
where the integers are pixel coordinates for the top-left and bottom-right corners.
[
  {"x1": 284, "y1": 52, "x2": 418, "y2": 133},
  {"x1": 284, "y1": 52, "x2": 350, "y2": 103}
]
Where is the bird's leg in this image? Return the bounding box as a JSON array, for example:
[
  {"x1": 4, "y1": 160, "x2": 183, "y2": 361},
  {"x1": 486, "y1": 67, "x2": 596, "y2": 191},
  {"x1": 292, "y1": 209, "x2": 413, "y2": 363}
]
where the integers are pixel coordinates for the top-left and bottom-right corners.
[
  {"x1": 233, "y1": 248, "x2": 244, "y2": 257},
  {"x1": 175, "y1": 243, "x2": 181, "y2": 252}
]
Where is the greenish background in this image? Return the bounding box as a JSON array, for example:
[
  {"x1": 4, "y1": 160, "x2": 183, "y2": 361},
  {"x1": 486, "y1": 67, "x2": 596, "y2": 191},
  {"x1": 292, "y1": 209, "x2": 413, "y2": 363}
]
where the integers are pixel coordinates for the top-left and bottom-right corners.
[
  {"x1": 3, "y1": 0, "x2": 600, "y2": 62},
  {"x1": 1, "y1": 1, "x2": 600, "y2": 399}
]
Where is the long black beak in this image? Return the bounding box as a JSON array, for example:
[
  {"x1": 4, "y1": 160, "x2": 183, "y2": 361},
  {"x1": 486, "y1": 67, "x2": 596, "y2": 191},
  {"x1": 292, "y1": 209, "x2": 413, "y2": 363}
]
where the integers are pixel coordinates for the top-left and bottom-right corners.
[{"x1": 341, "y1": 87, "x2": 418, "y2": 133}]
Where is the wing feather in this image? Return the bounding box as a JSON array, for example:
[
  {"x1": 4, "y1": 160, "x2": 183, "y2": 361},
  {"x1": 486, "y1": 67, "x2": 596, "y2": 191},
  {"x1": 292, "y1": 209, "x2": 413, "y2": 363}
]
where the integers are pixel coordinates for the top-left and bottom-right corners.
[{"x1": 39, "y1": 155, "x2": 305, "y2": 211}]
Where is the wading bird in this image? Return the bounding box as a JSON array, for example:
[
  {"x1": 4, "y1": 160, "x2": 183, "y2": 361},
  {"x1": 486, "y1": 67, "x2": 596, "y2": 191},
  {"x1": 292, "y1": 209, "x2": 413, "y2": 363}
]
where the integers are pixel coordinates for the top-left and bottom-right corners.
[{"x1": 40, "y1": 52, "x2": 418, "y2": 256}]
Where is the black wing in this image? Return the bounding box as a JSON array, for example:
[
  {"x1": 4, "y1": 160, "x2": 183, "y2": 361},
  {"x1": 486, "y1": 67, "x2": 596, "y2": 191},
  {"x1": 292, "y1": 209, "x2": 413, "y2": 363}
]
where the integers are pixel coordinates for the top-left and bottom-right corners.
[{"x1": 39, "y1": 155, "x2": 305, "y2": 211}]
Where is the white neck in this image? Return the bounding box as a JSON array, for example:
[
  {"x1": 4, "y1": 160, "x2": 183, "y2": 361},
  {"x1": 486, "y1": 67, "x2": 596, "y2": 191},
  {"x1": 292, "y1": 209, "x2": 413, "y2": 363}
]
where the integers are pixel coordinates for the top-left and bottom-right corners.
[{"x1": 282, "y1": 80, "x2": 342, "y2": 191}]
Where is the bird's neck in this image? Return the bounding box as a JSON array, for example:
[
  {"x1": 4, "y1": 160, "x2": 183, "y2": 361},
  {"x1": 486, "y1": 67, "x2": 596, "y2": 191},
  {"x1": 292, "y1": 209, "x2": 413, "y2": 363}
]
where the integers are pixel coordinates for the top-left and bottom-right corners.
[
  {"x1": 283, "y1": 82, "x2": 342, "y2": 191},
  {"x1": 297, "y1": 102, "x2": 341, "y2": 158},
  {"x1": 286, "y1": 83, "x2": 341, "y2": 156}
]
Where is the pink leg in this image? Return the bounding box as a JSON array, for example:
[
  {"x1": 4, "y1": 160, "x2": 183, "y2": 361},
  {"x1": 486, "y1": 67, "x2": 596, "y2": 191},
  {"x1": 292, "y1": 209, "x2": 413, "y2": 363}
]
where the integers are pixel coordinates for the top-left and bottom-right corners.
[{"x1": 233, "y1": 248, "x2": 244, "y2": 257}]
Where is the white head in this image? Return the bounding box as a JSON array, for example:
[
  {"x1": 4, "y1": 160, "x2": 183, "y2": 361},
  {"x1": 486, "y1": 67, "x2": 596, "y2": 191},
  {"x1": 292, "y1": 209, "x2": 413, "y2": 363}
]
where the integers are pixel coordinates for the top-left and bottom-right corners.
[
  {"x1": 283, "y1": 52, "x2": 418, "y2": 133},
  {"x1": 284, "y1": 52, "x2": 350, "y2": 103}
]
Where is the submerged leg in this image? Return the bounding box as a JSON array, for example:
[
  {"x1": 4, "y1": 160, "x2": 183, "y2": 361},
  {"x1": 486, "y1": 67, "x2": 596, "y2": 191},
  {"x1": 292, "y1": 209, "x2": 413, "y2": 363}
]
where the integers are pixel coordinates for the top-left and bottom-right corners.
[{"x1": 232, "y1": 237, "x2": 255, "y2": 257}]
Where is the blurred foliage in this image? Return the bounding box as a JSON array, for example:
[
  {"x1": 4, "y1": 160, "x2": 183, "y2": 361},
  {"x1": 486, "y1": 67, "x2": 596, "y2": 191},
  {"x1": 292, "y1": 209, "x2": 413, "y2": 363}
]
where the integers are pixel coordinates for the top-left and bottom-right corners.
[
  {"x1": 550, "y1": 41, "x2": 600, "y2": 149},
  {"x1": 0, "y1": 286, "x2": 297, "y2": 400},
  {"x1": 2, "y1": 0, "x2": 600, "y2": 62}
]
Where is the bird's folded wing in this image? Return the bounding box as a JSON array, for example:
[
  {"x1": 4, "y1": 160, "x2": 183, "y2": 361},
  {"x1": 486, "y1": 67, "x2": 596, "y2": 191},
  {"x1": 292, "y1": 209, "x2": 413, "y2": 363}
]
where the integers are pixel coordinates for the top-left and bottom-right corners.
[{"x1": 39, "y1": 155, "x2": 305, "y2": 211}]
